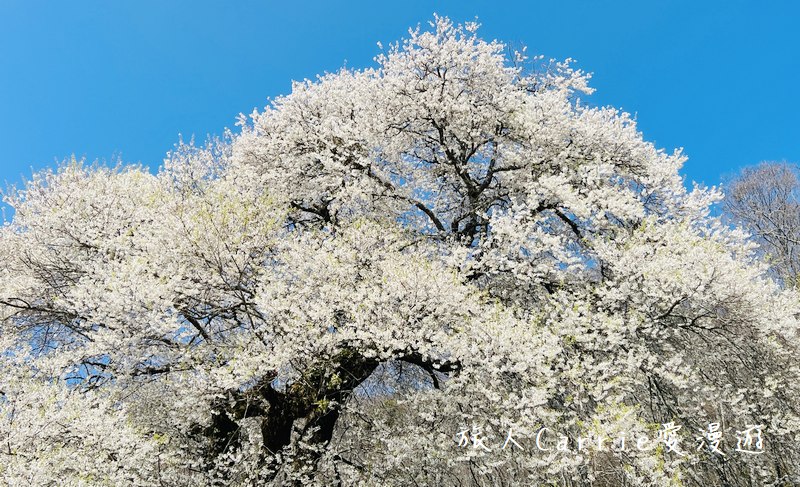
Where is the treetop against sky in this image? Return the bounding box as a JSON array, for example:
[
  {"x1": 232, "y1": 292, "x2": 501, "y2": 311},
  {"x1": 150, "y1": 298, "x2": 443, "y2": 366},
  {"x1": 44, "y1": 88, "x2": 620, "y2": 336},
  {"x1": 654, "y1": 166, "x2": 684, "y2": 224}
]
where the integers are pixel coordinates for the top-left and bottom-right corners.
[{"x1": 0, "y1": 1, "x2": 797, "y2": 197}]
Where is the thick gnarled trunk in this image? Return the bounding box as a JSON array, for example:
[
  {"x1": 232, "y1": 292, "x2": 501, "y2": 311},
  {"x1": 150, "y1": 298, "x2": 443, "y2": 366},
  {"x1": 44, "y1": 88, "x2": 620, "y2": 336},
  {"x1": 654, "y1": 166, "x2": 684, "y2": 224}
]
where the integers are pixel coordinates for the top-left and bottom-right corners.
[
  {"x1": 198, "y1": 348, "x2": 461, "y2": 483},
  {"x1": 199, "y1": 349, "x2": 380, "y2": 483}
]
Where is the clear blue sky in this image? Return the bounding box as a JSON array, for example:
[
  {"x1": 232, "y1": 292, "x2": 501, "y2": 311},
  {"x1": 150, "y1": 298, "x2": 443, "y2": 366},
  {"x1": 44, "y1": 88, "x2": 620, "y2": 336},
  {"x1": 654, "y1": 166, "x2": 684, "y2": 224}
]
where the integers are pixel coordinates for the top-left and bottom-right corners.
[{"x1": 1, "y1": 1, "x2": 798, "y2": 196}]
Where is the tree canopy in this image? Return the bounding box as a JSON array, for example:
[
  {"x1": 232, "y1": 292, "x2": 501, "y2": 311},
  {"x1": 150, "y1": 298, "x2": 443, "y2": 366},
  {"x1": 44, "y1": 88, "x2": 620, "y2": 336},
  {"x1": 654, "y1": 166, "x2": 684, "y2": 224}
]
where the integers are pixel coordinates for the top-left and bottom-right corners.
[
  {"x1": 1, "y1": 16, "x2": 798, "y2": 486},
  {"x1": 726, "y1": 162, "x2": 800, "y2": 288}
]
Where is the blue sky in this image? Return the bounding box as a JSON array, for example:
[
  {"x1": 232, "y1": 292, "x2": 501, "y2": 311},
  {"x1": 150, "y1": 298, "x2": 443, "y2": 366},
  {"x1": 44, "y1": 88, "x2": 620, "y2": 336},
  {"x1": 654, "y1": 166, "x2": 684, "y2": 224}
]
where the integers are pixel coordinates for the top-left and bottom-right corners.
[{"x1": 1, "y1": 1, "x2": 798, "y2": 198}]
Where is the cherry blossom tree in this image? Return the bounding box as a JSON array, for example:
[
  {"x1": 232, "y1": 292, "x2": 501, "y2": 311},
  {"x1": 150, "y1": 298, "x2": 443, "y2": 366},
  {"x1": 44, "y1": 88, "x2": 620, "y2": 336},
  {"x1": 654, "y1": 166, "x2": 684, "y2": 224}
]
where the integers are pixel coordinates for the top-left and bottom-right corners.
[{"x1": 1, "y1": 16, "x2": 798, "y2": 486}]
